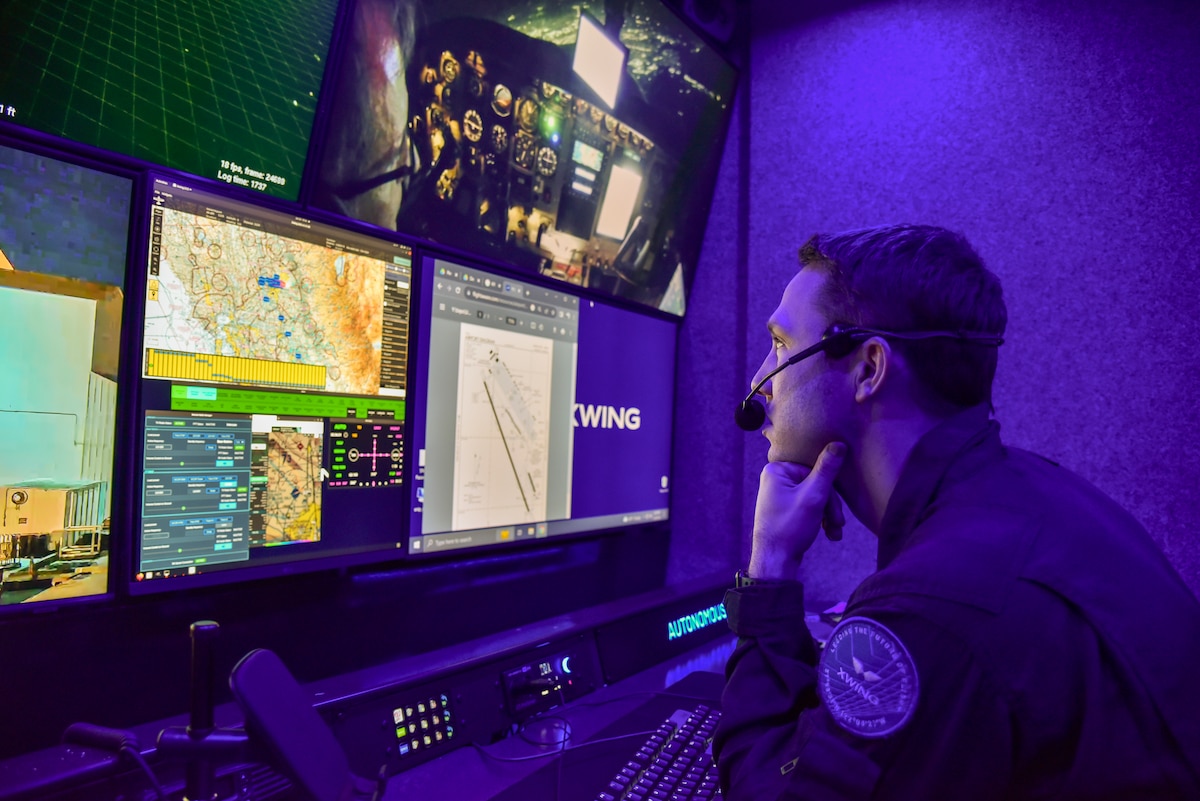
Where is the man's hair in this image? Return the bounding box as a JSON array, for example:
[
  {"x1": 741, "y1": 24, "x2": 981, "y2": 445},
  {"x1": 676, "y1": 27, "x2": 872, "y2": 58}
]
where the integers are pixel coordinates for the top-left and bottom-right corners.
[{"x1": 798, "y1": 224, "x2": 1007, "y2": 409}]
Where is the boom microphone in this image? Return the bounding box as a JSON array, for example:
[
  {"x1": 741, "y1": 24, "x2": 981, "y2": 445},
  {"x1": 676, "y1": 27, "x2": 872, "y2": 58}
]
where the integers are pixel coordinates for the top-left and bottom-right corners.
[{"x1": 735, "y1": 326, "x2": 1004, "y2": 431}]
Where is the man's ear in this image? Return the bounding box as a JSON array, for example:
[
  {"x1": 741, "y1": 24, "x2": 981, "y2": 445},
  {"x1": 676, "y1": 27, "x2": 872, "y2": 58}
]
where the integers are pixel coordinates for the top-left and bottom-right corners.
[{"x1": 853, "y1": 337, "x2": 892, "y2": 403}]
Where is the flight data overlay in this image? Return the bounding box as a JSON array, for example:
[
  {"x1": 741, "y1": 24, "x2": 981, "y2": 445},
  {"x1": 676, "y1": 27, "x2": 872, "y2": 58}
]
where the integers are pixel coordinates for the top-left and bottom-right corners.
[
  {"x1": 408, "y1": 255, "x2": 676, "y2": 557},
  {"x1": 134, "y1": 176, "x2": 413, "y2": 589},
  {"x1": 0, "y1": 142, "x2": 132, "y2": 607}
]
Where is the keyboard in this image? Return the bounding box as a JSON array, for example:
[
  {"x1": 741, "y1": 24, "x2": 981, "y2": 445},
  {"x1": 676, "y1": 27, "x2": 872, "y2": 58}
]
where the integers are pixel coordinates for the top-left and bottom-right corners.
[{"x1": 593, "y1": 705, "x2": 722, "y2": 801}]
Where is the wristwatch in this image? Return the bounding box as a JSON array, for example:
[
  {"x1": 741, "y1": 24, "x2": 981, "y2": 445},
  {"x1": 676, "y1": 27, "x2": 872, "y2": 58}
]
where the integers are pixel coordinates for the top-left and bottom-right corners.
[{"x1": 734, "y1": 569, "x2": 761, "y2": 588}]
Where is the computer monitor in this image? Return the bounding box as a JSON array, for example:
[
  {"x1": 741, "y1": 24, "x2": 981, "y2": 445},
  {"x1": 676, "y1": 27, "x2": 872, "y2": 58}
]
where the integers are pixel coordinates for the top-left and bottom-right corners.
[
  {"x1": 130, "y1": 173, "x2": 414, "y2": 592},
  {"x1": 310, "y1": 0, "x2": 738, "y2": 316},
  {"x1": 0, "y1": 140, "x2": 133, "y2": 608},
  {"x1": 0, "y1": 0, "x2": 340, "y2": 201},
  {"x1": 407, "y1": 253, "x2": 676, "y2": 556}
]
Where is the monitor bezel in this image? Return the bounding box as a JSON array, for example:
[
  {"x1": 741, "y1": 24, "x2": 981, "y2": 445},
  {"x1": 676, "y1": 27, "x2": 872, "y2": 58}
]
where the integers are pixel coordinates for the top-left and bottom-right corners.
[
  {"x1": 402, "y1": 248, "x2": 680, "y2": 564},
  {"x1": 300, "y1": 0, "x2": 741, "y2": 319},
  {"x1": 124, "y1": 168, "x2": 425, "y2": 596}
]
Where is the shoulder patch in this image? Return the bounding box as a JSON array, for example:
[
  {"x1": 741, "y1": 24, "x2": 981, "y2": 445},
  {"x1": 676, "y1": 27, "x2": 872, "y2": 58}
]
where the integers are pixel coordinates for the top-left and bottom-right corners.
[{"x1": 818, "y1": 616, "x2": 919, "y2": 738}]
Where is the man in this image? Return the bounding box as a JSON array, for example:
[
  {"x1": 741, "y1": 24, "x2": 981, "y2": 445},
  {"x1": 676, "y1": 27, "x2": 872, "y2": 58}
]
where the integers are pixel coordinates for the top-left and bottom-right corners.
[{"x1": 714, "y1": 224, "x2": 1200, "y2": 799}]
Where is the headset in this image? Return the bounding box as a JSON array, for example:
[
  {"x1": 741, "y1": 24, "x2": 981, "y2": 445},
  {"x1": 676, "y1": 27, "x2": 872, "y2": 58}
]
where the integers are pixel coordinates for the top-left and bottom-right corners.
[{"x1": 735, "y1": 325, "x2": 1004, "y2": 431}]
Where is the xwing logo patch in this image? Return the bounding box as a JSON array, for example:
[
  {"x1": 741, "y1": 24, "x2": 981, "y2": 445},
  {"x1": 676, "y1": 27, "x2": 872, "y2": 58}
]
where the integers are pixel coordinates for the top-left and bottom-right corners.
[{"x1": 818, "y1": 616, "x2": 919, "y2": 738}]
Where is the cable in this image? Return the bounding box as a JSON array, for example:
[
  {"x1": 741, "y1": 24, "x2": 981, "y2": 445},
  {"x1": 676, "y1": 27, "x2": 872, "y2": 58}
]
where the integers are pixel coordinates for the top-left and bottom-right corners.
[
  {"x1": 62, "y1": 724, "x2": 166, "y2": 801},
  {"x1": 470, "y1": 728, "x2": 656, "y2": 764},
  {"x1": 516, "y1": 716, "x2": 572, "y2": 747},
  {"x1": 564, "y1": 688, "x2": 719, "y2": 712},
  {"x1": 118, "y1": 746, "x2": 167, "y2": 801}
]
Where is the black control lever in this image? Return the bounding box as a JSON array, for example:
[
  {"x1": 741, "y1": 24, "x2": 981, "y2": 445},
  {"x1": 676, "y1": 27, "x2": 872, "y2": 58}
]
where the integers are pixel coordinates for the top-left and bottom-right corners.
[{"x1": 156, "y1": 620, "x2": 249, "y2": 801}]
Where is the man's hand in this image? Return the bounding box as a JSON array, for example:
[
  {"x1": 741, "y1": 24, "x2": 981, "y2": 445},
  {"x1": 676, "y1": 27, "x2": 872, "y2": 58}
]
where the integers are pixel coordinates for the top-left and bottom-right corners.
[{"x1": 748, "y1": 443, "x2": 847, "y2": 580}]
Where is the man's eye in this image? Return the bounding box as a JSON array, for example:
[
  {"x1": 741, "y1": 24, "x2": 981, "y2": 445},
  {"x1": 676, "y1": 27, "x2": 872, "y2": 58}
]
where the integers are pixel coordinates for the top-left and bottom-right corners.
[{"x1": 772, "y1": 337, "x2": 785, "y2": 350}]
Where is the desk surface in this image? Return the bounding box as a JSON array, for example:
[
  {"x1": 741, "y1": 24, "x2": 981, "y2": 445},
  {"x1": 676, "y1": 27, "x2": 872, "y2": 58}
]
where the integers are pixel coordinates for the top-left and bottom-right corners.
[{"x1": 384, "y1": 634, "x2": 737, "y2": 801}]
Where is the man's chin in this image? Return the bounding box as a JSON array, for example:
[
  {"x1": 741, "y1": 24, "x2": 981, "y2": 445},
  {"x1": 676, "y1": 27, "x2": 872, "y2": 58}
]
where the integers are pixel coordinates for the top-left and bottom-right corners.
[{"x1": 765, "y1": 439, "x2": 818, "y2": 468}]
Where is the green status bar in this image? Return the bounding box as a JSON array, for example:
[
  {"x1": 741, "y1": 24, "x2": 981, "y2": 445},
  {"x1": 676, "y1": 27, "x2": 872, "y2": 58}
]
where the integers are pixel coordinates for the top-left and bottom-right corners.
[{"x1": 171, "y1": 385, "x2": 404, "y2": 420}]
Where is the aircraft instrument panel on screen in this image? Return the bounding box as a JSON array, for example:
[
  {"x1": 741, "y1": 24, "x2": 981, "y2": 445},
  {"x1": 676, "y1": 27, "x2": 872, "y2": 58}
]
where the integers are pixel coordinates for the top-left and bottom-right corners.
[
  {"x1": 312, "y1": 0, "x2": 736, "y2": 317},
  {"x1": 133, "y1": 176, "x2": 413, "y2": 590}
]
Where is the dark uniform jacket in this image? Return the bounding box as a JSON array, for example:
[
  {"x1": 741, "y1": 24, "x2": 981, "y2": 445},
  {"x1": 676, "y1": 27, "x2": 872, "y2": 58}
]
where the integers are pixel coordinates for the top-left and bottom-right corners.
[{"x1": 714, "y1": 406, "x2": 1200, "y2": 800}]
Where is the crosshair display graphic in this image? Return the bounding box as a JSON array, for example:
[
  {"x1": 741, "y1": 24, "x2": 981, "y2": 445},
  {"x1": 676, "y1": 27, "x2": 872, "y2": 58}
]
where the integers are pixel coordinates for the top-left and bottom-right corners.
[{"x1": 328, "y1": 420, "x2": 403, "y2": 487}]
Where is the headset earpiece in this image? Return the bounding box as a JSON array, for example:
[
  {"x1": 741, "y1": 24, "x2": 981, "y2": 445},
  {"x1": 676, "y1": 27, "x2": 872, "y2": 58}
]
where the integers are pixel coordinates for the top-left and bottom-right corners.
[{"x1": 820, "y1": 326, "x2": 869, "y2": 359}]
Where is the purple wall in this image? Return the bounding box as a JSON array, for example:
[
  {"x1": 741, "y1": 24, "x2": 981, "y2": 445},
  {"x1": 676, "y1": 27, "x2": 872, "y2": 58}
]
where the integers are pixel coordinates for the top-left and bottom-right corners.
[{"x1": 670, "y1": 0, "x2": 1200, "y2": 604}]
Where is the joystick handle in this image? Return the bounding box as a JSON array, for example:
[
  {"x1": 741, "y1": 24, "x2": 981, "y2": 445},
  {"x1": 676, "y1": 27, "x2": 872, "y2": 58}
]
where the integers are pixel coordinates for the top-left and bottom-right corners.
[
  {"x1": 186, "y1": 620, "x2": 220, "y2": 801},
  {"x1": 189, "y1": 620, "x2": 220, "y2": 735}
]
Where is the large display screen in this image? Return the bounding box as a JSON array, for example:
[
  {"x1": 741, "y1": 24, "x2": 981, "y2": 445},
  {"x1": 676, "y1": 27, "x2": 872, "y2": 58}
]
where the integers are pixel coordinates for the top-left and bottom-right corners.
[
  {"x1": 132, "y1": 174, "x2": 413, "y2": 591},
  {"x1": 0, "y1": 0, "x2": 339, "y2": 201},
  {"x1": 311, "y1": 0, "x2": 737, "y2": 316},
  {"x1": 407, "y1": 254, "x2": 675, "y2": 556},
  {"x1": 0, "y1": 141, "x2": 132, "y2": 607}
]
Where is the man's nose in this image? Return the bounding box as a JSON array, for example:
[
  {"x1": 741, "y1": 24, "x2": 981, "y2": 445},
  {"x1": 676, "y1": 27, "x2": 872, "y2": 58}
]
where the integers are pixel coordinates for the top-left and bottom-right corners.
[{"x1": 750, "y1": 355, "x2": 773, "y2": 397}]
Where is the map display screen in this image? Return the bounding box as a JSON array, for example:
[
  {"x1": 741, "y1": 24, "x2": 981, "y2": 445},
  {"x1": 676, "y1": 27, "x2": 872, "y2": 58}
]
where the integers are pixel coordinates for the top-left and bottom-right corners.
[{"x1": 132, "y1": 175, "x2": 414, "y2": 592}]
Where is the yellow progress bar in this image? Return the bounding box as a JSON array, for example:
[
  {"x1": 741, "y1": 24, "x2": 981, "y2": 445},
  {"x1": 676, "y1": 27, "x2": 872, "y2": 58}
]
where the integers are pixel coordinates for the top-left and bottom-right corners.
[{"x1": 145, "y1": 348, "x2": 327, "y2": 390}]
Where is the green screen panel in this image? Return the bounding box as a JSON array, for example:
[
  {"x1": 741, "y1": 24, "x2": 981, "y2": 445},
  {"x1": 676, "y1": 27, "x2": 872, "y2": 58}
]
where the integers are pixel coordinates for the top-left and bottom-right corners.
[
  {"x1": 0, "y1": 0, "x2": 338, "y2": 200},
  {"x1": 170, "y1": 384, "x2": 405, "y2": 420}
]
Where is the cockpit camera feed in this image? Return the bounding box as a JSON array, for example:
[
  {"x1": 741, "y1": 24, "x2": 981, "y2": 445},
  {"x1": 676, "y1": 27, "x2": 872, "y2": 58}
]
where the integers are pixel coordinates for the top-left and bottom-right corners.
[{"x1": 312, "y1": 0, "x2": 737, "y2": 316}]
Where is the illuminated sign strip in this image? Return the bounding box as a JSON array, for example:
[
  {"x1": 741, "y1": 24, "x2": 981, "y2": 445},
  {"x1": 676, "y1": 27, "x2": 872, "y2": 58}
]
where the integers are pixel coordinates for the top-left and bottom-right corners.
[{"x1": 666, "y1": 602, "x2": 728, "y2": 641}]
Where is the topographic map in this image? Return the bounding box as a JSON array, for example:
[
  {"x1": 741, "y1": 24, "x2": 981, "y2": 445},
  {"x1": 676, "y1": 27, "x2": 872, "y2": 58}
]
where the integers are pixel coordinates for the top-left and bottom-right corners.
[
  {"x1": 452, "y1": 323, "x2": 554, "y2": 531},
  {"x1": 262, "y1": 427, "x2": 323, "y2": 544},
  {"x1": 145, "y1": 208, "x2": 385, "y2": 395}
]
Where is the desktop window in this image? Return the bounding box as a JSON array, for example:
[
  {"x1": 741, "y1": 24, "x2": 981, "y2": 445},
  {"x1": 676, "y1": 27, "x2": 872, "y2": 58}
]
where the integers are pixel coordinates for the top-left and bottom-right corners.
[
  {"x1": 0, "y1": 141, "x2": 132, "y2": 606},
  {"x1": 408, "y1": 254, "x2": 676, "y2": 556},
  {"x1": 133, "y1": 175, "x2": 413, "y2": 590}
]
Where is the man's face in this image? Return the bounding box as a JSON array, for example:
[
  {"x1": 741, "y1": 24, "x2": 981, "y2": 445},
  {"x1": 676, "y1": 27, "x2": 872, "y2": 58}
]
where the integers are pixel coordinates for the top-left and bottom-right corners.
[{"x1": 751, "y1": 269, "x2": 853, "y2": 465}]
